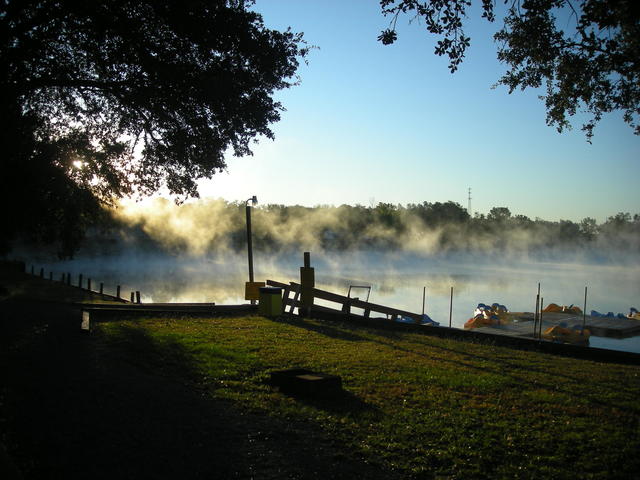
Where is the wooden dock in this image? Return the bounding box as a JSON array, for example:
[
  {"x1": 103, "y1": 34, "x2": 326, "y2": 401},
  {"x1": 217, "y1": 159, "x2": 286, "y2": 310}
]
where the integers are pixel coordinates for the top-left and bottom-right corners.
[
  {"x1": 80, "y1": 302, "x2": 217, "y2": 313},
  {"x1": 78, "y1": 303, "x2": 257, "y2": 320},
  {"x1": 480, "y1": 312, "x2": 640, "y2": 339}
]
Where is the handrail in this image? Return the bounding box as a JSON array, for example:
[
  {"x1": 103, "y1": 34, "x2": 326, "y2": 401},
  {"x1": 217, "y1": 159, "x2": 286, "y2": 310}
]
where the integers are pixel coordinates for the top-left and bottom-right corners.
[{"x1": 266, "y1": 279, "x2": 422, "y2": 322}]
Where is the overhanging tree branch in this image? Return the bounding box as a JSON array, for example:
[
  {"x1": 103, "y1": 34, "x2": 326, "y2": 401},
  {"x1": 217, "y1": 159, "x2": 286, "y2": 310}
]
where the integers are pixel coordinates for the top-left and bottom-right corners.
[
  {"x1": 379, "y1": 0, "x2": 640, "y2": 140},
  {"x1": 1, "y1": 0, "x2": 307, "y2": 256}
]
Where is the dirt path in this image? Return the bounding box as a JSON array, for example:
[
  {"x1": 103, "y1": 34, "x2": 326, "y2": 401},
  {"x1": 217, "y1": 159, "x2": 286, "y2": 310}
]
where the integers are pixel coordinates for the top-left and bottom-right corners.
[{"x1": 1, "y1": 302, "x2": 402, "y2": 479}]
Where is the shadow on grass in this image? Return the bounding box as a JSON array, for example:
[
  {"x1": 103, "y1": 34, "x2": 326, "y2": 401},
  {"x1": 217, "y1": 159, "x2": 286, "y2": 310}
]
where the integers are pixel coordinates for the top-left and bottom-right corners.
[
  {"x1": 274, "y1": 314, "x2": 376, "y2": 342},
  {"x1": 98, "y1": 323, "x2": 204, "y2": 381},
  {"x1": 271, "y1": 313, "x2": 640, "y2": 415},
  {"x1": 275, "y1": 384, "x2": 380, "y2": 417},
  {"x1": 104, "y1": 323, "x2": 381, "y2": 417},
  {"x1": 1, "y1": 310, "x2": 400, "y2": 480},
  {"x1": 355, "y1": 326, "x2": 640, "y2": 415}
]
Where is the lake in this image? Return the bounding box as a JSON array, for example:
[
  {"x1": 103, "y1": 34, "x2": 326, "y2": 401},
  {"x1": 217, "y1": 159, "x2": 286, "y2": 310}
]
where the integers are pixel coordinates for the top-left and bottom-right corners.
[{"x1": 36, "y1": 250, "x2": 640, "y2": 353}]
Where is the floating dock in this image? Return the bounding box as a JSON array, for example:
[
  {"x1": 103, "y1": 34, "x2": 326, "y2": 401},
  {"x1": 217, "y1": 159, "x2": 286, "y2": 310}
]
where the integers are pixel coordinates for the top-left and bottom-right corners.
[{"x1": 480, "y1": 312, "x2": 640, "y2": 339}]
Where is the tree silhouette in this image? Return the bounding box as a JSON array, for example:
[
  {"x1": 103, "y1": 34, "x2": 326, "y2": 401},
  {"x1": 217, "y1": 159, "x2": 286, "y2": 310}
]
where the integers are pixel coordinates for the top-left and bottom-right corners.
[
  {"x1": 1, "y1": 0, "x2": 306, "y2": 256},
  {"x1": 379, "y1": 0, "x2": 640, "y2": 140},
  {"x1": 487, "y1": 206, "x2": 512, "y2": 223}
]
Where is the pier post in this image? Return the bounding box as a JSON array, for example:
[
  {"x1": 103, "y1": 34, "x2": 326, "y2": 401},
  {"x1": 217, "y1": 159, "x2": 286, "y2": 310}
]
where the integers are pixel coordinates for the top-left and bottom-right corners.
[
  {"x1": 449, "y1": 286, "x2": 453, "y2": 328},
  {"x1": 539, "y1": 298, "x2": 544, "y2": 339},
  {"x1": 300, "y1": 252, "x2": 315, "y2": 317},
  {"x1": 582, "y1": 286, "x2": 588, "y2": 333}
]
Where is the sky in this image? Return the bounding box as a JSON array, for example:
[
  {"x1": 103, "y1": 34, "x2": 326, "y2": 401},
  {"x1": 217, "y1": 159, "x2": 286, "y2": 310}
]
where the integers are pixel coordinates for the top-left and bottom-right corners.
[{"x1": 196, "y1": 0, "x2": 640, "y2": 223}]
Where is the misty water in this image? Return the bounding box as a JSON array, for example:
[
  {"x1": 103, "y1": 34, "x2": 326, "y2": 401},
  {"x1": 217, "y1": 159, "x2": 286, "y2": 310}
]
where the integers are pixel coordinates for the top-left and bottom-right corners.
[{"x1": 36, "y1": 251, "x2": 640, "y2": 353}]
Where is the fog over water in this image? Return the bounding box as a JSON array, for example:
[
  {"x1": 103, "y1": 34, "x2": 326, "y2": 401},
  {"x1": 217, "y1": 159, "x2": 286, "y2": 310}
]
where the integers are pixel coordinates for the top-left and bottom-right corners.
[
  {"x1": 20, "y1": 196, "x2": 638, "y2": 352},
  {"x1": 34, "y1": 249, "x2": 640, "y2": 353}
]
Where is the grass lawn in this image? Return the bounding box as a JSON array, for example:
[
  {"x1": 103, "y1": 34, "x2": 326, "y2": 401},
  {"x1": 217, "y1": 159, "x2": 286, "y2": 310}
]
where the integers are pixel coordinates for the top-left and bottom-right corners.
[{"x1": 94, "y1": 314, "x2": 640, "y2": 479}]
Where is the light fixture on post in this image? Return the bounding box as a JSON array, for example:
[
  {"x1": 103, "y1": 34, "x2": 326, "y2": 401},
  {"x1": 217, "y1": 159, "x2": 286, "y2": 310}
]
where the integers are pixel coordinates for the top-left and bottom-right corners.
[{"x1": 245, "y1": 195, "x2": 258, "y2": 303}]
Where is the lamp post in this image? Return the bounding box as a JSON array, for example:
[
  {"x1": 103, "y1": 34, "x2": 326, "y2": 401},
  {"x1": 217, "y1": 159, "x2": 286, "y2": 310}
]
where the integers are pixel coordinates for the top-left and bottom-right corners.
[{"x1": 245, "y1": 195, "x2": 257, "y2": 303}]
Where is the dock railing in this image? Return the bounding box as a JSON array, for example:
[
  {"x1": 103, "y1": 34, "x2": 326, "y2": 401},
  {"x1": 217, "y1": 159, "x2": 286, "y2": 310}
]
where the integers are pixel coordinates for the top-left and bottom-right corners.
[{"x1": 266, "y1": 279, "x2": 423, "y2": 323}]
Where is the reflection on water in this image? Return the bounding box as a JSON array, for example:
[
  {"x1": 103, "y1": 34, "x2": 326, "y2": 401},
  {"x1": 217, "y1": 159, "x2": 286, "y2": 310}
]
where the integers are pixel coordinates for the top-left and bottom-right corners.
[{"x1": 38, "y1": 251, "x2": 640, "y2": 353}]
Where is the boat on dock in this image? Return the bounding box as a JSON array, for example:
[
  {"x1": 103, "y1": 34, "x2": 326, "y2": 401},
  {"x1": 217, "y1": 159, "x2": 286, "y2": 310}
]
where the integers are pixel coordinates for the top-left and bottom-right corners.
[
  {"x1": 475, "y1": 311, "x2": 640, "y2": 341},
  {"x1": 542, "y1": 325, "x2": 590, "y2": 345}
]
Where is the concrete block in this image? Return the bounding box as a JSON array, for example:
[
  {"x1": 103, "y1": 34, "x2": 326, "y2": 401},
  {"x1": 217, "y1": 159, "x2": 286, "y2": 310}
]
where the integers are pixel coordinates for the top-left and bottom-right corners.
[{"x1": 270, "y1": 368, "x2": 342, "y2": 397}]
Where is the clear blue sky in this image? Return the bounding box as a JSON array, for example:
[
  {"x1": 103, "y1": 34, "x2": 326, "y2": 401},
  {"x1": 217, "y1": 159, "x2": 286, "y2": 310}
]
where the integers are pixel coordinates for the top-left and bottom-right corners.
[{"x1": 197, "y1": 0, "x2": 640, "y2": 223}]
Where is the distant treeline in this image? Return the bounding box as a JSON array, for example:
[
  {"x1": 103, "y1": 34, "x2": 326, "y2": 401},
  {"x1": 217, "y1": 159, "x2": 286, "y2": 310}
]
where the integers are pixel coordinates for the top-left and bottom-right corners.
[
  {"x1": 10, "y1": 199, "x2": 639, "y2": 259},
  {"x1": 65, "y1": 199, "x2": 640, "y2": 259}
]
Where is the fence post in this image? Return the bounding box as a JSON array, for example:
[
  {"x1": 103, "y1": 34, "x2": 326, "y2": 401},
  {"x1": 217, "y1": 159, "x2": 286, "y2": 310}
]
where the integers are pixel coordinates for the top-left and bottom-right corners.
[{"x1": 341, "y1": 298, "x2": 351, "y2": 315}]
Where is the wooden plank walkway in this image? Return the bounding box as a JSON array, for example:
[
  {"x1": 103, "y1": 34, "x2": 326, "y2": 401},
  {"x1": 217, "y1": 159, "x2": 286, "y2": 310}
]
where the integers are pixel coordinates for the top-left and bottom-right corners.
[
  {"x1": 78, "y1": 303, "x2": 257, "y2": 316},
  {"x1": 79, "y1": 302, "x2": 217, "y2": 313}
]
